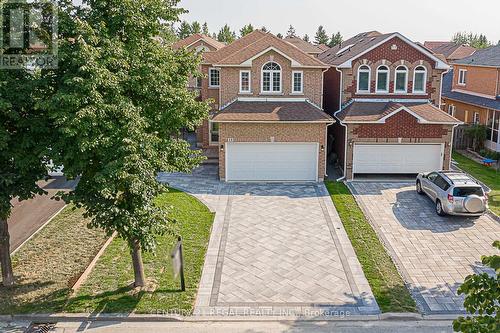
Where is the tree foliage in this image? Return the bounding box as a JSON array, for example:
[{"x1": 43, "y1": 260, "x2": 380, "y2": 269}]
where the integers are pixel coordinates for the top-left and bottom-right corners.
[
  {"x1": 177, "y1": 20, "x2": 192, "y2": 39},
  {"x1": 217, "y1": 24, "x2": 236, "y2": 44},
  {"x1": 303, "y1": 34, "x2": 310, "y2": 42},
  {"x1": 465, "y1": 125, "x2": 487, "y2": 152},
  {"x1": 329, "y1": 31, "x2": 343, "y2": 47},
  {"x1": 453, "y1": 241, "x2": 499, "y2": 333},
  {"x1": 286, "y1": 25, "x2": 296, "y2": 37},
  {"x1": 202, "y1": 22, "x2": 209, "y2": 35},
  {"x1": 452, "y1": 32, "x2": 491, "y2": 49},
  {"x1": 276, "y1": 33, "x2": 283, "y2": 39},
  {"x1": 42, "y1": 0, "x2": 209, "y2": 286},
  {"x1": 314, "y1": 25, "x2": 329, "y2": 45},
  {"x1": 191, "y1": 21, "x2": 201, "y2": 34},
  {"x1": 239, "y1": 24, "x2": 254, "y2": 37}
]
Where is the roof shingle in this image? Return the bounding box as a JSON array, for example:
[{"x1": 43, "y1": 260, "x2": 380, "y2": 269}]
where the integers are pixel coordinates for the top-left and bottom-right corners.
[
  {"x1": 454, "y1": 45, "x2": 500, "y2": 67},
  {"x1": 211, "y1": 101, "x2": 334, "y2": 122},
  {"x1": 172, "y1": 33, "x2": 226, "y2": 50},
  {"x1": 337, "y1": 101, "x2": 460, "y2": 123}
]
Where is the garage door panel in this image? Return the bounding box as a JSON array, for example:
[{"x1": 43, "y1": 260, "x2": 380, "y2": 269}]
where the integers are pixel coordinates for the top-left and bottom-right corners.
[
  {"x1": 226, "y1": 143, "x2": 318, "y2": 181},
  {"x1": 353, "y1": 144, "x2": 442, "y2": 174}
]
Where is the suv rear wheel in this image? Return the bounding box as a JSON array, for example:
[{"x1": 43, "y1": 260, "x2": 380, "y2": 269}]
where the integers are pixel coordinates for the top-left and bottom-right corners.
[
  {"x1": 416, "y1": 181, "x2": 424, "y2": 195},
  {"x1": 436, "y1": 200, "x2": 446, "y2": 216}
]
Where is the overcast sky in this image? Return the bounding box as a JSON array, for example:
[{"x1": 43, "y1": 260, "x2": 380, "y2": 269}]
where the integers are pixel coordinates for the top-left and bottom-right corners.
[{"x1": 178, "y1": 0, "x2": 500, "y2": 44}]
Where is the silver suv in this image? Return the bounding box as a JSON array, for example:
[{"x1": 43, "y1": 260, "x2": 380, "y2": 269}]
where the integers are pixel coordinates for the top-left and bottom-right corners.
[{"x1": 416, "y1": 171, "x2": 488, "y2": 216}]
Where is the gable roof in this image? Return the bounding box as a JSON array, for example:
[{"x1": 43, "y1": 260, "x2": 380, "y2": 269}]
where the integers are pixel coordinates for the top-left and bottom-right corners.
[
  {"x1": 337, "y1": 101, "x2": 461, "y2": 124},
  {"x1": 172, "y1": 33, "x2": 226, "y2": 50},
  {"x1": 424, "y1": 41, "x2": 476, "y2": 61},
  {"x1": 204, "y1": 30, "x2": 327, "y2": 68},
  {"x1": 454, "y1": 45, "x2": 500, "y2": 67},
  {"x1": 318, "y1": 31, "x2": 449, "y2": 70},
  {"x1": 283, "y1": 36, "x2": 325, "y2": 54}
]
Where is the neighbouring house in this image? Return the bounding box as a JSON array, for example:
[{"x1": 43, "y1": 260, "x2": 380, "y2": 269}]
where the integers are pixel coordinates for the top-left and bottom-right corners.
[
  {"x1": 441, "y1": 45, "x2": 500, "y2": 152},
  {"x1": 172, "y1": 33, "x2": 226, "y2": 92},
  {"x1": 185, "y1": 30, "x2": 334, "y2": 181},
  {"x1": 320, "y1": 31, "x2": 461, "y2": 180},
  {"x1": 424, "y1": 41, "x2": 476, "y2": 63}
]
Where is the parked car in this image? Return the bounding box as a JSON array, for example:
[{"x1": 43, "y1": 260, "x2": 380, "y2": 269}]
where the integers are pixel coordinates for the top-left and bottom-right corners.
[{"x1": 416, "y1": 171, "x2": 488, "y2": 216}]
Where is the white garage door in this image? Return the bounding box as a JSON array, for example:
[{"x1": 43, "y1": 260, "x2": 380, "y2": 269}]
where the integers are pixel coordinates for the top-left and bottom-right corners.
[
  {"x1": 226, "y1": 143, "x2": 318, "y2": 181},
  {"x1": 353, "y1": 144, "x2": 443, "y2": 174}
]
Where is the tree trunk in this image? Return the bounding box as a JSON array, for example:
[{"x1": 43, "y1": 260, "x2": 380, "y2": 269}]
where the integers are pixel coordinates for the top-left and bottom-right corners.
[
  {"x1": 131, "y1": 239, "x2": 146, "y2": 287},
  {"x1": 0, "y1": 217, "x2": 14, "y2": 287}
]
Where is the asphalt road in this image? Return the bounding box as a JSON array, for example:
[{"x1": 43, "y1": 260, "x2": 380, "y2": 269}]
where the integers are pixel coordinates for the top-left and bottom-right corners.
[{"x1": 8, "y1": 176, "x2": 77, "y2": 253}]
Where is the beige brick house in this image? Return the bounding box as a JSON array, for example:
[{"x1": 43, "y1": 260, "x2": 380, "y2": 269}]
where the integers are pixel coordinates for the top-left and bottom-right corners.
[
  {"x1": 320, "y1": 31, "x2": 462, "y2": 180},
  {"x1": 181, "y1": 30, "x2": 334, "y2": 181}
]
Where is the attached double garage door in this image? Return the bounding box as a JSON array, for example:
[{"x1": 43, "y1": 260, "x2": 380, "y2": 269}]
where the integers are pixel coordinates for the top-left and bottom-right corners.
[
  {"x1": 353, "y1": 144, "x2": 444, "y2": 175},
  {"x1": 225, "y1": 143, "x2": 318, "y2": 181}
]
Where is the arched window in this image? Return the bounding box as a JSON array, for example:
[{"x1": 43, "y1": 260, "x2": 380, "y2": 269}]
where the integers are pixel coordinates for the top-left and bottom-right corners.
[
  {"x1": 394, "y1": 65, "x2": 408, "y2": 93},
  {"x1": 376, "y1": 65, "x2": 389, "y2": 93},
  {"x1": 261, "y1": 62, "x2": 281, "y2": 93},
  {"x1": 413, "y1": 66, "x2": 427, "y2": 93},
  {"x1": 357, "y1": 65, "x2": 370, "y2": 93}
]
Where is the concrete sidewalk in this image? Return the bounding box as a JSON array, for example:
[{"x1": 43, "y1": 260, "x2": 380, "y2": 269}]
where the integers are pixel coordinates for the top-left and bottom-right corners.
[{"x1": 2, "y1": 320, "x2": 454, "y2": 333}]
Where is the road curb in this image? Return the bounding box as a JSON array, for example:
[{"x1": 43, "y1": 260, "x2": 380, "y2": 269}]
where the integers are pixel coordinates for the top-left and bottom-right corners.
[{"x1": 5, "y1": 312, "x2": 462, "y2": 323}]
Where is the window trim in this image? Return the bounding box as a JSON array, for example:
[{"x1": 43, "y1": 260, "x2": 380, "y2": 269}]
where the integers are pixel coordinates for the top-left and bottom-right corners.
[
  {"x1": 239, "y1": 70, "x2": 251, "y2": 94},
  {"x1": 473, "y1": 112, "x2": 480, "y2": 125},
  {"x1": 458, "y1": 69, "x2": 467, "y2": 85},
  {"x1": 447, "y1": 104, "x2": 455, "y2": 116},
  {"x1": 208, "y1": 68, "x2": 220, "y2": 88},
  {"x1": 375, "y1": 65, "x2": 389, "y2": 93},
  {"x1": 356, "y1": 65, "x2": 371, "y2": 93},
  {"x1": 261, "y1": 62, "x2": 282, "y2": 94},
  {"x1": 412, "y1": 66, "x2": 427, "y2": 94},
  {"x1": 291, "y1": 70, "x2": 304, "y2": 94},
  {"x1": 394, "y1": 65, "x2": 408, "y2": 93}
]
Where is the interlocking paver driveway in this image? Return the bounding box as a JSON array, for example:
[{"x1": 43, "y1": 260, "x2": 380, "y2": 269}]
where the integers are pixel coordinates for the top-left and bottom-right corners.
[
  {"x1": 158, "y1": 166, "x2": 378, "y2": 316},
  {"x1": 350, "y1": 182, "x2": 500, "y2": 314}
]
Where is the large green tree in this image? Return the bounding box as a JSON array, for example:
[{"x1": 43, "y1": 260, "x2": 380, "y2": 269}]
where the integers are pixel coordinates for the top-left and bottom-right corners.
[
  {"x1": 177, "y1": 20, "x2": 192, "y2": 39},
  {"x1": 314, "y1": 25, "x2": 329, "y2": 45},
  {"x1": 329, "y1": 31, "x2": 343, "y2": 47},
  {"x1": 43, "y1": 0, "x2": 209, "y2": 287},
  {"x1": 217, "y1": 24, "x2": 236, "y2": 44},
  {"x1": 0, "y1": 68, "x2": 51, "y2": 286},
  {"x1": 191, "y1": 21, "x2": 201, "y2": 34},
  {"x1": 286, "y1": 25, "x2": 296, "y2": 37},
  {"x1": 454, "y1": 241, "x2": 499, "y2": 333},
  {"x1": 202, "y1": 22, "x2": 209, "y2": 35}
]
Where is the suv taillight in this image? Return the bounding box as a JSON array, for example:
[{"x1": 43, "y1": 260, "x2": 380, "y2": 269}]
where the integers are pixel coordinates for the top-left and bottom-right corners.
[{"x1": 447, "y1": 194, "x2": 454, "y2": 203}]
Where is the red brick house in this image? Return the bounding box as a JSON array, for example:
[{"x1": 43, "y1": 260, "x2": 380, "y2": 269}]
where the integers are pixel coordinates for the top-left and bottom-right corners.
[
  {"x1": 320, "y1": 31, "x2": 461, "y2": 180},
  {"x1": 180, "y1": 30, "x2": 334, "y2": 181}
]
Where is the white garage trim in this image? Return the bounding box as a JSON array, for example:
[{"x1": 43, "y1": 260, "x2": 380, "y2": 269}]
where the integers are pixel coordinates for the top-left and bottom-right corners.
[
  {"x1": 352, "y1": 143, "x2": 444, "y2": 176},
  {"x1": 225, "y1": 142, "x2": 319, "y2": 182}
]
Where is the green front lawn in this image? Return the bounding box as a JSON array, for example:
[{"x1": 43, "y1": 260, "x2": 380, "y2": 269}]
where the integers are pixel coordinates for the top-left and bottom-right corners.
[
  {"x1": 325, "y1": 181, "x2": 417, "y2": 313},
  {"x1": 65, "y1": 188, "x2": 214, "y2": 314},
  {"x1": 0, "y1": 206, "x2": 107, "y2": 314},
  {"x1": 452, "y1": 152, "x2": 500, "y2": 216}
]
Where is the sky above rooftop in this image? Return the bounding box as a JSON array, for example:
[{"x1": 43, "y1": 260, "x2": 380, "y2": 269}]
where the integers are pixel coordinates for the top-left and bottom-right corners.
[{"x1": 178, "y1": 0, "x2": 500, "y2": 44}]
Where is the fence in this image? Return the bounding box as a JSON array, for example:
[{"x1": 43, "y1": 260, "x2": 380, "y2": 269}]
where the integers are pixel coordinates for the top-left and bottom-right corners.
[{"x1": 453, "y1": 125, "x2": 473, "y2": 150}]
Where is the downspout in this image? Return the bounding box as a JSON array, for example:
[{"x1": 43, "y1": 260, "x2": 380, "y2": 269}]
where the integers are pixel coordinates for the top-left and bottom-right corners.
[
  {"x1": 449, "y1": 123, "x2": 462, "y2": 169},
  {"x1": 438, "y1": 64, "x2": 451, "y2": 109},
  {"x1": 333, "y1": 66, "x2": 348, "y2": 181}
]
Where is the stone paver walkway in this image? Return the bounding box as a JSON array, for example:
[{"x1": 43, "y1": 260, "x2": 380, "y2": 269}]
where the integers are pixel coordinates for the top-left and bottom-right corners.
[
  {"x1": 350, "y1": 182, "x2": 500, "y2": 314},
  {"x1": 158, "y1": 166, "x2": 378, "y2": 317}
]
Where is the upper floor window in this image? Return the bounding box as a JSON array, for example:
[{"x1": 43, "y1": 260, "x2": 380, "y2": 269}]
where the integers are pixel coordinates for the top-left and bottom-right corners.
[
  {"x1": 394, "y1": 66, "x2": 408, "y2": 93},
  {"x1": 262, "y1": 62, "x2": 281, "y2": 93},
  {"x1": 375, "y1": 65, "x2": 389, "y2": 93},
  {"x1": 413, "y1": 66, "x2": 427, "y2": 93},
  {"x1": 357, "y1": 65, "x2": 370, "y2": 93},
  {"x1": 447, "y1": 104, "x2": 455, "y2": 116},
  {"x1": 239, "y1": 70, "x2": 251, "y2": 93},
  {"x1": 209, "y1": 68, "x2": 220, "y2": 87},
  {"x1": 292, "y1": 71, "x2": 303, "y2": 94},
  {"x1": 458, "y1": 69, "x2": 467, "y2": 85}
]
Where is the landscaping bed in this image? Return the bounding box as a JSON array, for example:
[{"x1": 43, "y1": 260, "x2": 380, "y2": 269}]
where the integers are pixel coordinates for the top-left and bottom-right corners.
[
  {"x1": 64, "y1": 188, "x2": 214, "y2": 314},
  {"x1": 452, "y1": 151, "x2": 499, "y2": 216},
  {"x1": 0, "y1": 206, "x2": 108, "y2": 314},
  {"x1": 325, "y1": 181, "x2": 417, "y2": 313}
]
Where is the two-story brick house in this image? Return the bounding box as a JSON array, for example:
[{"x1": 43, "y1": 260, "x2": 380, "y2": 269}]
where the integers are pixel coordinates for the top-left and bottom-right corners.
[
  {"x1": 320, "y1": 31, "x2": 461, "y2": 180},
  {"x1": 193, "y1": 30, "x2": 334, "y2": 181},
  {"x1": 441, "y1": 45, "x2": 500, "y2": 152}
]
